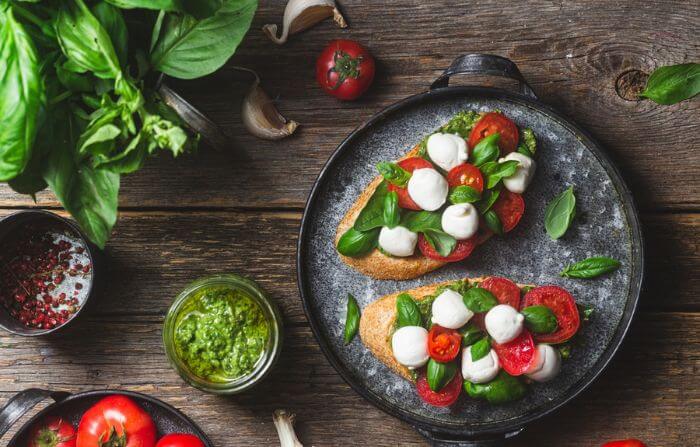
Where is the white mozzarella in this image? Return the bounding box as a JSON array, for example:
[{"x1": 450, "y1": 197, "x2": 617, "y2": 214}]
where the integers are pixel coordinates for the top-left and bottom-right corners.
[
  {"x1": 378, "y1": 226, "x2": 418, "y2": 257},
  {"x1": 407, "y1": 168, "x2": 448, "y2": 211},
  {"x1": 426, "y1": 133, "x2": 468, "y2": 171},
  {"x1": 441, "y1": 203, "x2": 479, "y2": 240},
  {"x1": 391, "y1": 326, "x2": 429, "y2": 369},
  {"x1": 499, "y1": 152, "x2": 536, "y2": 194},
  {"x1": 526, "y1": 344, "x2": 562, "y2": 382},
  {"x1": 461, "y1": 346, "x2": 500, "y2": 383},
  {"x1": 484, "y1": 304, "x2": 524, "y2": 344},
  {"x1": 431, "y1": 289, "x2": 473, "y2": 329}
]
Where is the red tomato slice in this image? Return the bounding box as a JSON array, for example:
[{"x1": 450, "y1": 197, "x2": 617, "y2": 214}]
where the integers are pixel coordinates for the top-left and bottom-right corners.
[
  {"x1": 491, "y1": 190, "x2": 525, "y2": 232},
  {"x1": 492, "y1": 329, "x2": 538, "y2": 376},
  {"x1": 418, "y1": 234, "x2": 476, "y2": 262},
  {"x1": 479, "y1": 277, "x2": 522, "y2": 308},
  {"x1": 428, "y1": 325, "x2": 462, "y2": 362},
  {"x1": 447, "y1": 163, "x2": 484, "y2": 193},
  {"x1": 468, "y1": 112, "x2": 519, "y2": 154},
  {"x1": 387, "y1": 157, "x2": 434, "y2": 210},
  {"x1": 156, "y1": 434, "x2": 206, "y2": 447},
  {"x1": 522, "y1": 286, "x2": 580, "y2": 343},
  {"x1": 602, "y1": 440, "x2": 647, "y2": 447},
  {"x1": 416, "y1": 372, "x2": 462, "y2": 407}
]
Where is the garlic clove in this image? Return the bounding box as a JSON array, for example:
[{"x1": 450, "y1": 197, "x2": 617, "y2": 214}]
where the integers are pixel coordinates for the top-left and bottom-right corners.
[
  {"x1": 273, "y1": 410, "x2": 303, "y2": 447},
  {"x1": 240, "y1": 69, "x2": 298, "y2": 140},
  {"x1": 263, "y1": 0, "x2": 347, "y2": 45}
]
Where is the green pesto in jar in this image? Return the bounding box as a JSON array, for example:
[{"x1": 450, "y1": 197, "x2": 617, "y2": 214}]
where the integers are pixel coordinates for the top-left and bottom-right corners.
[{"x1": 173, "y1": 285, "x2": 270, "y2": 382}]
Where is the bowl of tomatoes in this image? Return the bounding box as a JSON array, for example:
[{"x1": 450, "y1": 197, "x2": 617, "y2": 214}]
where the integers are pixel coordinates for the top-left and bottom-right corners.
[{"x1": 0, "y1": 389, "x2": 212, "y2": 447}]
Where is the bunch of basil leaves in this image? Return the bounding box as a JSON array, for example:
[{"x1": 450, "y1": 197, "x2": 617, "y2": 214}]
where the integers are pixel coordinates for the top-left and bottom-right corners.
[{"x1": 0, "y1": 0, "x2": 257, "y2": 247}]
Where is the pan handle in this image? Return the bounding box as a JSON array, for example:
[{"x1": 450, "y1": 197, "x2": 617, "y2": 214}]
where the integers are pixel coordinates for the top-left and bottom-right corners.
[
  {"x1": 0, "y1": 388, "x2": 70, "y2": 438},
  {"x1": 415, "y1": 426, "x2": 523, "y2": 447},
  {"x1": 430, "y1": 54, "x2": 537, "y2": 99}
]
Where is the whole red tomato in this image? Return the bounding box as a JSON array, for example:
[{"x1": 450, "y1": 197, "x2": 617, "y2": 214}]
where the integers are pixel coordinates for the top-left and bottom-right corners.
[
  {"x1": 28, "y1": 416, "x2": 76, "y2": 447},
  {"x1": 316, "y1": 39, "x2": 375, "y2": 100},
  {"x1": 76, "y1": 395, "x2": 156, "y2": 447},
  {"x1": 155, "y1": 434, "x2": 205, "y2": 447}
]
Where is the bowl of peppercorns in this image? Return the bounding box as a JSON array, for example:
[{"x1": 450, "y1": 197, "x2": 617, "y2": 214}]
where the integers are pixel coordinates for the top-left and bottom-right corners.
[{"x1": 0, "y1": 210, "x2": 100, "y2": 336}]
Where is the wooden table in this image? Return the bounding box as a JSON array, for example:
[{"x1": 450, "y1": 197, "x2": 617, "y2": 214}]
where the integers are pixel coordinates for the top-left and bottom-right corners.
[{"x1": 1, "y1": 1, "x2": 698, "y2": 445}]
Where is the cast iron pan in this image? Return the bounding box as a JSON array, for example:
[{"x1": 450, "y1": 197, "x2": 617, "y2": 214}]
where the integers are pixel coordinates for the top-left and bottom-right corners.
[
  {"x1": 297, "y1": 54, "x2": 644, "y2": 445},
  {"x1": 0, "y1": 389, "x2": 213, "y2": 446}
]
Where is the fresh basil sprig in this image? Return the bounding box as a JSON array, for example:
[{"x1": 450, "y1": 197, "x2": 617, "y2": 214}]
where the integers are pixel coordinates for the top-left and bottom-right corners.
[
  {"x1": 383, "y1": 191, "x2": 400, "y2": 228},
  {"x1": 377, "y1": 162, "x2": 411, "y2": 187},
  {"x1": 639, "y1": 63, "x2": 700, "y2": 105},
  {"x1": 471, "y1": 133, "x2": 500, "y2": 167},
  {"x1": 426, "y1": 358, "x2": 458, "y2": 392},
  {"x1": 463, "y1": 287, "x2": 498, "y2": 313},
  {"x1": 480, "y1": 160, "x2": 519, "y2": 189},
  {"x1": 459, "y1": 323, "x2": 484, "y2": 345},
  {"x1": 337, "y1": 227, "x2": 379, "y2": 257},
  {"x1": 561, "y1": 256, "x2": 621, "y2": 278},
  {"x1": 521, "y1": 305, "x2": 558, "y2": 334},
  {"x1": 544, "y1": 186, "x2": 576, "y2": 239},
  {"x1": 343, "y1": 294, "x2": 361, "y2": 344},
  {"x1": 464, "y1": 371, "x2": 527, "y2": 404},
  {"x1": 483, "y1": 209, "x2": 503, "y2": 235},
  {"x1": 422, "y1": 229, "x2": 457, "y2": 257},
  {"x1": 449, "y1": 185, "x2": 481, "y2": 204},
  {"x1": 470, "y1": 337, "x2": 491, "y2": 361},
  {"x1": 396, "y1": 293, "x2": 422, "y2": 328},
  {"x1": 477, "y1": 188, "x2": 501, "y2": 213},
  {"x1": 354, "y1": 182, "x2": 389, "y2": 232}
]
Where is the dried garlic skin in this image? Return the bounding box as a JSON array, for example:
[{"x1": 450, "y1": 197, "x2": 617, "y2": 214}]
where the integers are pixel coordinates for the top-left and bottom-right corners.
[
  {"x1": 241, "y1": 73, "x2": 298, "y2": 140},
  {"x1": 263, "y1": 0, "x2": 347, "y2": 44}
]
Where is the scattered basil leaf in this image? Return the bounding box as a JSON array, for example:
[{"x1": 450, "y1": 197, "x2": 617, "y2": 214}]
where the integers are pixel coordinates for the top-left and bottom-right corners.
[
  {"x1": 422, "y1": 229, "x2": 457, "y2": 257},
  {"x1": 483, "y1": 209, "x2": 503, "y2": 235},
  {"x1": 463, "y1": 287, "x2": 498, "y2": 313},
  {"x1": 377, "y1": 161, "x2": 411, "y2": 187},
  {"x1": 459, "y1": 323, "x2": 484, "y2": 346},
  {"x1": 544, "y1": 186, "x2": 576, "y2": 239},
  {"x1": 396, "y1": 293, "x2": 422, "y2": 328},
  {"x1": 470, "y1": 133, "x2": 500, "y2": 167},
  {"x1": 521, "y1": 305, "x2": 558, "y2": 334},
  {"x1": 337, "y1": 227, "x2": 379, "y2": 257},
  {"x1": 561, "y1": 256, "x2": 621, "y2": 278},
  {"x1": 577, "y1": 304, "x2": 594, "y2": 322},
  {"x1": 449, "y1": 185, "x2": 481, "y2": 204},
  {"x1": 470, "y1": 337, "x2": 491, "y2": 362},
  {"x1": 383, "y1": 191, "x2": 400, "y2": 228},
  {"x1": 464, "y1": 371, "x2": 527, "y2": 404},
  {"x1": 354, "y1": 181, "x2": 389, "y2": 232},
  {"x1": 400, "y1": 210, "x2": 442, "y2": 232},
  {"x1": 639, "y1": 63, "x2": 700, "y2": 105},
  {"x1": 477, "y1": 187, "x2": 501, "y2": 213},
  {"x1": 343, "y1": 294, "x2": 361, "y2": 345},
  {"x1": 426, "y1": 358, "x2": 458, "y2": 392},
  {"x1": 440, "y1": 110, "x2": 480, "y2": 138},
  {"x1": 481, "y1": 160, "x2": 519, "y2": 189}
]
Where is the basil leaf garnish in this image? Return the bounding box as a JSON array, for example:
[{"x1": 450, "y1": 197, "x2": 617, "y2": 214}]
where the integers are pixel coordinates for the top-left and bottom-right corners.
[
  {"x1": 639, "y1": 63, "x2": 700, "y2": 105},
  {"x1": 343, "y1": 294, "x2": 361, "y2": 344},
  {"x1": 477, "y1": 187, "x2": 501, "y2": 213},
  {"x1": 463, "y1": 287, "x2": 498, "y2": 313},
  {"x1": 544, "y1": 186, "x2": 576, "y2": 239},
  {"x1": 383, "y1": 191, "x2": 399, "y2": 228},
  {"x1": 561, "y1": 256, "x2": 621, "y2": 278},
  {"x1": 483, "y1": 209, "x2": 503, "y2": 235},
  {"x1": 470, "y1": 337, "x2": 491, "y2": 362},
  {"x1": 464, "y1": 371, "x2": 527, "y2": 404},
  {"x1": 471, "y1": 133, "x2": 500, "y2": 167},
  {"x1": 426, "y1": 358, "x2": 457, "y2": 392},
  {"x1": 422, "y1": 229, "x2": 457, "y2": 257},
  {"x1": 449, "y1": 185, "x2": 481, "y2": 204},
  {"x1": 337, "y1": 227, "x2": 379, "y2": 257},
  {"x1": 377, "y1": 162, "x2": 411, "y2": 187},
  {"x1": 354, "y1": 181, "x2": 389, "y2": 232},
  {"x1": 459, "y1": 323, "x2": 483, "y2": 346},
  {"x1": 521, "y1": 305, "x2": 558, "y2": 334},
  {"x1": 481, "y1": 160, "x2": 519, "y2": 189},
  {"x1": 400, "y1": 210, "x2": 442, "y2": 232},
  {"x1": 396, "y1": 293, "x2": 422, "y2": 328}
]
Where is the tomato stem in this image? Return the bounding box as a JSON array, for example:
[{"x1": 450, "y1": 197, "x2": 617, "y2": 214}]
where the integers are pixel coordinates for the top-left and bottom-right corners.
[{"x1": 328, "y1": 50, "x2": 363, "y2": 90}]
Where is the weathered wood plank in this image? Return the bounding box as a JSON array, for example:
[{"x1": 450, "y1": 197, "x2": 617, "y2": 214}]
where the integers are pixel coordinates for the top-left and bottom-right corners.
[{"x1": 0, "y1": 0, "x2": 697, "y2": 211}]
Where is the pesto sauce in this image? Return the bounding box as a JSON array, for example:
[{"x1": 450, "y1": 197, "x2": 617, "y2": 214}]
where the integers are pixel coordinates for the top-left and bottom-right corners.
[{"x1": 174, "y1": 286, "x2": 270, "y2": 382}]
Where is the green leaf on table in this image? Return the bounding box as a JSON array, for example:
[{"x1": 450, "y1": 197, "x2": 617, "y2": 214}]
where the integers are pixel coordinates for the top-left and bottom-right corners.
[
  {"x1": 561, "y1": 256, "x2": 621, "y2": 278},
  {"x1": 640, "y1": 63, "x2": 700, "y2": 105},
  {"x1": 343, "y1": 294, "x2": 361, "y2": 345},
  {"x1": 544, "y1": 186, "x2": 576, "y2": 239}
]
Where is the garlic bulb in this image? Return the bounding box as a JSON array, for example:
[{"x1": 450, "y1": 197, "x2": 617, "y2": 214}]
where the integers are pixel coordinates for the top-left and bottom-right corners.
[
  {"x1": 240, "y1": 69, "x2": 298, "y2": 140},
  {"x1": 273, "y1": 410, "x2": 303, "y2": 447},
  {"x1": 263, "y1": 0, "x2": 347, "y2": 45}
]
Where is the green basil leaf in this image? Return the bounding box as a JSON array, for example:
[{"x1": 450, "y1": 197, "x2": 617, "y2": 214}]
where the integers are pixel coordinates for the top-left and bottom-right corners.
[
  {"x1": 561, "y1": 256, "x2": 620, "y2": 278},
  {"x1": 481, "y1": 160, "x2": 519, "y2": 189},
  {"x1": 422, "y1": 229, "x2": 456, "y2": 257},
  {"x1": 337, "y1": 227, "x2": 379, "y2": 257},
  {"x1": 544, "y1": 186, "x2": 576, "y2": 239},
  {"x1": 354, "y1": 181, "x2": 389, "y2": 231},
  {"x1": 383, "y1": 190, "x2": 400, "y2": 228},
  {"x1": 470, "y1": 337, "x2": 491, "y2": 362},
  {"x1": 470, "y1": 133, "x2": 500, "y2": 167},
  {"x1": 400, "y1": 210, "x2": 442, "y2": 232},
  {"x1": 459, "y1": 323, "x2": 483, "y2": 346},
  {"x1": 464, "y1": 371, "x2": 527, "y2": 404},
  {"x1": 396, "y1": 293, "x2": 422, "y2": 328},
  {"x1": 105, "y1": 0, "x2": 183, "y2": 11},
  {"x1": 91, "y1": 2, "x2": 128, "y2": 67},
  {"x1": 343, "y1": 293, "x2": 361, "y2": 345},
  {"x1": 377, "y1": 162, "x2": 411, "y2": 187},
  {"x1": 640, "y1": 63, "x2": 700, "y2": 105},
  {"x1": 477, "y1": 187, "x2": 501, "y2": 213},
  {"x1": 483, "y1": 210, "x2": 503, "y2": 235},
  {"x1": 449, "y1": 185, "x2": 481, "y2": 204},
  {"x1": 521, "y1": 305, "x2": 558, "y2": 334},
  {"x1": 440, "y1": 110, "x2": 480, "y2": 138},
  {"x1": 426, "y1": 358, "x2": 457, "y2": 392},
  {"x1": 463, "y1": 287, "x2": 498, "y2": 313}
]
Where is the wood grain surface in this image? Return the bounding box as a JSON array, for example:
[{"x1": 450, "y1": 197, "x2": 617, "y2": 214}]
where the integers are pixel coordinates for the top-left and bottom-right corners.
[{"x1": 1, "y1": 0, "x2": 698, "y2": 446}]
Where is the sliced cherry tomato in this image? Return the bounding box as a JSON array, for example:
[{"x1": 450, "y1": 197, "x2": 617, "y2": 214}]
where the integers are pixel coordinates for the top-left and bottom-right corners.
[
  {"x1": 491, "y1": 190, "x2": 525, "y2": 232},
  {"x1": 415, "y1": 372, "x2": 462, "y2": 407},
  {"x1": 156, "y1": 434, "x2": 206, "y2": 447},
  {"x1": 492, "y1": 329, "x2": 538, "y2": 376},
  {"x1": 387, "y1": 157, "x2": 434, "y2": 210},
  {"x1": 427, "y1": 325, "x2": 462, "y2": 362},
  {"x1": 601, "y1": 440, "x2": 647, "y2": 447},
  {"x1": 28, "y1": 416, "x2": 76, "y2": 447},
  {"x1": 447, "y1": 163, "x2": 484, "y2": 193},
  {"x1": 468, "y1": 112, "x2": 519, "y2": 154},
  {"x1": 479, "y1": 277, "x2": 521, "y2": 308},
  {"x1": 77, "y1": 395, "x2": 156, "y2": 447},
  {"x1": 316, "y1": 40, "x2": 375, "y2": 101},
  {"x1": 522, "y1": 286, "x2": 580, "y2": 343},
  {"x1": 418, "y1": 234, "x2": 476, "y2": 262}
]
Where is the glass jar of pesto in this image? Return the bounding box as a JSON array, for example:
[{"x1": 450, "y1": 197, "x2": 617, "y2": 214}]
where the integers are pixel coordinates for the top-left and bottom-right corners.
[{"x1": 163, "y1": 274, "x2": 283, "y2": 394}]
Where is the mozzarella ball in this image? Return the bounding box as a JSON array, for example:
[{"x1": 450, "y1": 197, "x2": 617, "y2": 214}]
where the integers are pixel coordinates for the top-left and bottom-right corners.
[
  {"x1": 461, "y1": 346, "x2": 500, "y2": 383},
  {"x1": 378, "y1": 226, "x2": 418, "y2": 257},
  {"x1": 441, "y1": 203, "x2": 479, "y2": 240},
  {"x1": 431, "y1": 289, "x2": 473, "y2": 329},
  {"x1": 426, "y1": 133, "x2": 468, "y2": 171},
  {"x1": 484, "y1": 304, "x2": 524, "y2": 344},
  {"x1": 391, "y1": 326, "x2": 429, "y2": 369},
  {"x1": 526, "y1": 344, "x2": 562, "y2": 382},
  {"x1": 499, "y1": 152, "x2": 536, "y2": 194},
  {"x1": 407, "y1": 168, "x2": 448, "y2": 211}
]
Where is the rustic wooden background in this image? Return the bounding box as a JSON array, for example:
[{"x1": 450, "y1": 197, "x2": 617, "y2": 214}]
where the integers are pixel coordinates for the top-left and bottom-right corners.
[{"x1": 1, "y1": 1, "x2": 698, "y2": 445}]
